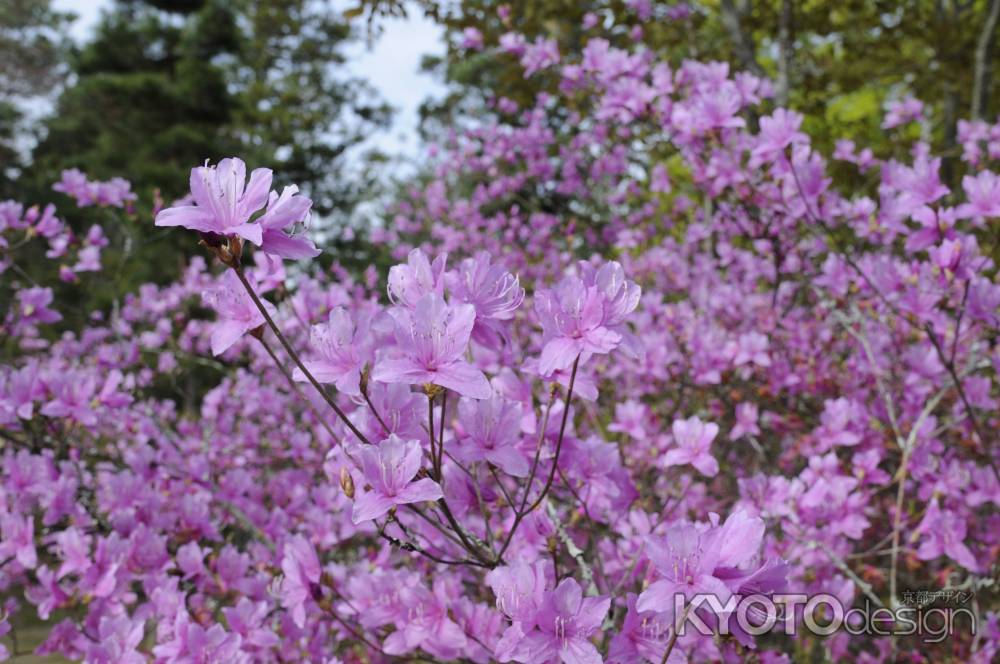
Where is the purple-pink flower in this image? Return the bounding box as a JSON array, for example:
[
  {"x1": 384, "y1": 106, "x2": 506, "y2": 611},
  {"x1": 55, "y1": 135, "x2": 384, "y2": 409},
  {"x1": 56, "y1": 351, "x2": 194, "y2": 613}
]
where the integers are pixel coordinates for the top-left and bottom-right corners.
[
  {"x1": 663, "y1": 416, "x2": 719, "y2": 476},
  {"x1": 447, "y1": 251, "x2": 524, "y2": 349},
  {"x1": 535, "y1": 261, "x2": 641, "y2": 376},
  {"x1": 388, "y1": 248, "x2": 447, "y2": 309},
  {"x1": 0, "y1": 513, "x2": 37, "y2": 569},
  {"x1": 155, "y1": 157, "x2": 272, "y2": 245},
  {"x1": 351, "y1": 435, "x2": 444, "y2": 523},
  {"x1": 294, "y1": 307, "x2": 374, "y2": 395},
  {"x1": 257, "y1": 185, "x2": 319, "y2": 258},
  {"x1": 454, "y1": 395, "x2": 529, "y2": 476},
  {"x1": 508, "y1": 577, "x2": 610, "y2": 664},
  {"x1": 278, "y1": 535, "x2": 321, "y2": 628},
  {"x1": 201, "y1": 270, "x2": 274, "y2": 356},
  {"x1": 373, "y1": 293, "x2": 491, "y2": 398}
]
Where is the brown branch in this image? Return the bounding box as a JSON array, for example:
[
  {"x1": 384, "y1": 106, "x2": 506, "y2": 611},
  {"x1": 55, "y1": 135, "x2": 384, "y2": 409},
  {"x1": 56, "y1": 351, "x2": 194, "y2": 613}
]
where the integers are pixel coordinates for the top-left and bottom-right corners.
[{"x1": 972, "y1": 0, "x2": 1000, "y2": 120}]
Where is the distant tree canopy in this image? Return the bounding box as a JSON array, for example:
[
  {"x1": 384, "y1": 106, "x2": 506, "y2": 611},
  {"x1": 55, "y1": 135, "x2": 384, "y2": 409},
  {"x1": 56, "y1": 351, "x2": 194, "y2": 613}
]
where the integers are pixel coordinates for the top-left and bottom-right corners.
[
  {"x1": 354, "y1": 0, "x2": 1000, "y2": 169},
  {"x1": 31, "y1": 0, "x2": 390, "y2": 210},
  {"x1": 7, "y1": 0, "x2": 391, "y2": 298},
  {"x1": 0, "y1": 0, "x2": 72, "y2": 193}
]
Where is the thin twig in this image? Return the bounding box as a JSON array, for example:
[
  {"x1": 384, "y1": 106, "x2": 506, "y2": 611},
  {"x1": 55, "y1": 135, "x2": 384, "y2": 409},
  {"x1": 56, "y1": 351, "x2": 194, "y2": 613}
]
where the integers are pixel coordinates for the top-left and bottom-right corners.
[{"x1": 232, "y1": 265, "x2": 370, "y2": 446}]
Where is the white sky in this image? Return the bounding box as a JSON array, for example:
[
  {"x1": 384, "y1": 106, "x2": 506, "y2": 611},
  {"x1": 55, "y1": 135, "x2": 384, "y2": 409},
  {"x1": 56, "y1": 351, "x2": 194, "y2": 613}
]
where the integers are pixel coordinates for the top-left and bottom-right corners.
[{"x1": 51, "y1": 0, "x2": 446, "y2": 163}]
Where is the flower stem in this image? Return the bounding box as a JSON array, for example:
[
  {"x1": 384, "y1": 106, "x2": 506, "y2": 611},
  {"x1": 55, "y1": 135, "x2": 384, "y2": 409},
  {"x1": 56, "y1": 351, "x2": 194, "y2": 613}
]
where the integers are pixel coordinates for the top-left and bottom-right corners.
[
  {"x1": 232, "y1": 265, "x2": 370, "y2": 446},
  {"x1": 494, "y1": 355, "x2": 580, "y2": 565},
  {"x1": 661, "y1": 603, "x2": 691, "y2": 664}
]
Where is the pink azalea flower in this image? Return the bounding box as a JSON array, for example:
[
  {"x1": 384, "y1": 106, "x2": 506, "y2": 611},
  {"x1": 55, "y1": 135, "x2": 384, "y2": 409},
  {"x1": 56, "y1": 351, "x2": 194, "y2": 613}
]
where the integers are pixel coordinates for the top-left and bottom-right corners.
[
  {"x1": 608, "y1": 593, "x2": 680, "y2": 664},
  {"x1": 54, "y1": 527, "x2": 91, "y2": 579},
  {"x1": 461, "y1": 26, "x2": 484, "y2": 50},
  {"x1": 510, "y1": 578, "x2": 610, "y2": 664},
  {"x1": 813, "y1": 398, "x2": 861, "y2": 450},
  {"x1": 915, "y1": 499, "x2": 980, "y2": 572},
  {"x1": 638, "y1": 510, "x2": 776, "y2": 629},
  {"x1": 293, "y1": 307, "x2": 374, "y2": 396},
  {"x1": 446, "y1": 251, "x2": 524, "y2": 349},
  {"x1": 83, "y1": 616, "x2": 147, "y2": 664},
  {"x1": 454, "y1": 395, "x2": 529, "y2": 476},
  {"x1": 257, "y1": 185, "x2": 319, "y2": 259},
  {"x1": 663, "y1": 416, "x2": 719, "y2": 476},
  {"x1": 387, "y1": 248, "x2": 447, "y2": 309},
  {"x1": 730, "y1": 402, "x2": 760, "y2": 440},
  {"x1": 383, "y1": 581, "x2": 469, "y2": 659},
  {"x1": 637, "y1": 523, "x2": 731, "y2": 610},
  {"x1": 607, "y1": 399, "x2": 649, "y2": 440},
  {"x1": 0, "y1": 364, "x2": 40, "y2": 422},
  {"x1": 24, "y1": 566, "x2": 68, "y2": 619},
  {"x1": 155, "y1": 157, "x2": 272, "y2": 245},
  {"x1": 957, "y1": 170, "x2": 1000, "y2": 221},
  {"x1": 223, "y1": 598, "x2": 280, "y2": 649},
  {"x1": 151, "y1": 607, "x2": 244, "y2": 661},
  {"x1": 278, "y1": 535, "x2": 321, "y2": 629},
  {"x1": 201, "y1": 270, "x2": 274, "y2": 356},
  {"x1": 351, "y1": 435, "x2": 444, "y2": 524},
  {"x1": 0, "y1": 513, "x2": 37, "y2": 568},
  {"x1": 535, "y1": 261, "x2": 641, "y2": 376},
  {"x1": 487, "y1": 560, "x2": 549, "y2": 630},
  {"x1": 882, "y1": 96, "x2": 924, "y2": 129},
  {"x1": 752, "y1": 108, "x2": 808, "y2": 162},
  {"x1": 373, "y1": 293, "x2": 491, "y2": 398},
  {"x1": 15, "y1": 287, "x2": 62, "y2": 326}
]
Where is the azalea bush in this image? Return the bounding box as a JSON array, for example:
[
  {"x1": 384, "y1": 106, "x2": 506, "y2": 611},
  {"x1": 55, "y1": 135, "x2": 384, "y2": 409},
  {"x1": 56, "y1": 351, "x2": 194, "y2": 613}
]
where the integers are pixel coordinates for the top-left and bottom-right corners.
[{"x1": 2, "y1": 13, "x2": 999, "y2": 664}]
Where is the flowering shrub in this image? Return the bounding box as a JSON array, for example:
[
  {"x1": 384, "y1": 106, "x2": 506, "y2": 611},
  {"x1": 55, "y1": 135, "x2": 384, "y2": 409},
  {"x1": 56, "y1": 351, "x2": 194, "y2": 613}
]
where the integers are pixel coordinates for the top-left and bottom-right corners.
[{"x1": 2, "y1": 15, "x2": 1000, "y2": 664}]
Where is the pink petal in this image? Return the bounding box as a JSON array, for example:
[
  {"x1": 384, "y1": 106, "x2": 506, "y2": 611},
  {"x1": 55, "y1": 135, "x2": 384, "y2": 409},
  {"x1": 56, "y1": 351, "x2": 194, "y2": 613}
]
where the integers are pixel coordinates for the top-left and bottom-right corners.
[
  {"x1": 260, "y1": 229, "x2": 320, "y2": 259},
  {"x1": 211, "y1": 320, "x2": 251, "y2": 356},
  {"x1": 154, "y1": 206, "x2": 215, "y2": 231},
  {"x1": 351, "y1": 492, "x2": 396, "y2": 524},
  {"x1": 433, "y1": 361, "x2": 491, "y2": 399},
  {"x1": 396, "y1": 478, "x2": 444, "y2": 505}
]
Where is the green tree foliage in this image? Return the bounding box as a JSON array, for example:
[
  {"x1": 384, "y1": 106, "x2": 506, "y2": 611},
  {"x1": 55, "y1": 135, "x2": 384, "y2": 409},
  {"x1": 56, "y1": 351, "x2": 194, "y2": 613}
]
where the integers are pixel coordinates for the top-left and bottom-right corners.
[
  {"x1": 0, "y1": 0, "x2": 72, "y2": 194},
  {"x1": 354, "y1": 0, "x2": 1000, "y2": 170}
]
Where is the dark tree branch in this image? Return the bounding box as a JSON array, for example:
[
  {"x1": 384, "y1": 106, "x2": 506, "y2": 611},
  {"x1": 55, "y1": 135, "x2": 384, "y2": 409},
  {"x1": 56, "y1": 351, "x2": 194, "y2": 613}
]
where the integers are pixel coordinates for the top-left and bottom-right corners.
[
  {"x1": 776, "y1": 0, "x2": 794, "y2": 106},
  {"x1": 971, "y1": 0, "x2": 1000, "y2": 119},
  {"x1": 720, "y1": 0, "x2": 764, "y2": 78}
]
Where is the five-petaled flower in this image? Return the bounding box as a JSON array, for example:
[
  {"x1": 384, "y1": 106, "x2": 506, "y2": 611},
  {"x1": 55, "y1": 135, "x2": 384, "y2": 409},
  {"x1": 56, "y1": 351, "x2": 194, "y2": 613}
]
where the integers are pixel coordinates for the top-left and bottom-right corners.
[
  {"x1": 293, "y1": 307, "x2": 374, "y2": 396},
  {"x1": 201, "y1": 270, "x2": 274, "y2": 356},
  {"x1": 663, "y1": 416, "x2": 719, "y2": 477},
  {"x1": 351, "y1": 435, "x2": 444, "y2": 524},
  {"x1": 155, "y1": 157, "x2": 272, "y2": 245},
  {"x1": 373, "y1": 293, "x2": 491, "y2": 399},
  {"x1": 535, "y1": 261, "x2": 641, "y2": 376}
]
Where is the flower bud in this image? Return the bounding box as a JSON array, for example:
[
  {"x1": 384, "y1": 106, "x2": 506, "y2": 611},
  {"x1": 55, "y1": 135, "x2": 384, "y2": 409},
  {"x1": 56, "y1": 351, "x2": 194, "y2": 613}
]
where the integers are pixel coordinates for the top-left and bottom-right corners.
[
  {"x1": 359, "y1": 363, "x2": 370, "y2": 396},
  {"x1": 339, "y1": 467, "x2": 355, "y2": 499}
]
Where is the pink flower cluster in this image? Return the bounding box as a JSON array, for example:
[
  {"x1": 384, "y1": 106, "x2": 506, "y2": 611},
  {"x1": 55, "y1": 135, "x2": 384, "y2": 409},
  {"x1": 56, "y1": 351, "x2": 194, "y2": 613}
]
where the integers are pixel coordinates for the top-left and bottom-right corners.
[
  {"x1": 53, "y1": 168, "x2": 137, "y2": 209},
  {"x1": 2, "y1": 10, "x2": 1000, "y2": 664}
]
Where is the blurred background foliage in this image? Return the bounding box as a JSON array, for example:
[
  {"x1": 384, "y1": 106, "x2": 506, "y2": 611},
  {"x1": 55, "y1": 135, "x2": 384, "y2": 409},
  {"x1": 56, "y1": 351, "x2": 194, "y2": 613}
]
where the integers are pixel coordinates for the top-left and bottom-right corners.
[
  {"x1": 379, "y1": 0, "x2": 1000, "y2": 163},
  {"x1": 3, "y1": 0, "x2": 391, "y2": 301},
  {"x1": 3, "y1": 0, "x2": 1000, "y2": 306}
]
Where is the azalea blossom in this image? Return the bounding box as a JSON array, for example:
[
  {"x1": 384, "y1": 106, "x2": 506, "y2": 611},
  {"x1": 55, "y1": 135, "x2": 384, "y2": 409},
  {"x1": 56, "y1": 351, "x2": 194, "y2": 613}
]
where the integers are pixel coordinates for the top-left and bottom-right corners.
[
  {"x1": 293, "y1": 307, "x2": 374, "y2": 395},
  {"x1": 387, "y1": 248, "x2": 447, "y2": 308},
  {"x1": 535, "y1": 261, "x2": 641, "y2": 376},
  {"x1": 454, "y1": 395, "x2": 529, "y2": 476},
  {"x1": 373, "y1": 293, "x2": 491, "y2": 398},
  {"x1": 201, "y1": 270, "x2": 274, "y2": 356},
  {"x1": 506, "y1": 578, "x2": 610, "y2": 664},
  {"x1": 351, "y1": 435, "x2": 444, "y2": 523},
  {"x1": 154, "y1": 157, "x2": 272, "y2": 244},
  {"x1": 447, "y1": 251, "x2": 524, "y2": 349},
  {"x1": 278, "y1": 535, "x2": 321, "y2": 629},
  {"x1": 663, "y1": 416, "x2": 719, "y2": 477},
  {"x1": 257, "y1": 185, "x2": 319, "y2": 259}
]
